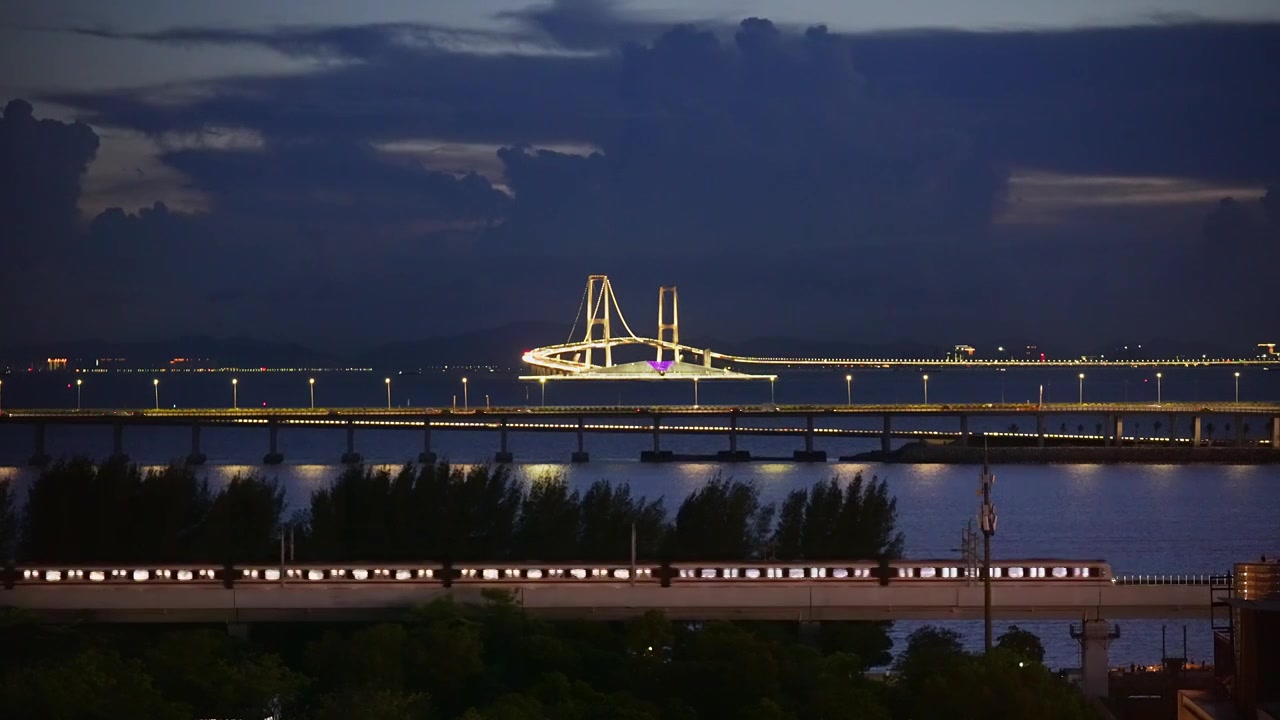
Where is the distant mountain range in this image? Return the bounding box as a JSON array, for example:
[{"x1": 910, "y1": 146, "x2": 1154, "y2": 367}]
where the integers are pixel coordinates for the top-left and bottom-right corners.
[{"x1": 0, "y1": 326, "x2": 1251, "y2": 370}]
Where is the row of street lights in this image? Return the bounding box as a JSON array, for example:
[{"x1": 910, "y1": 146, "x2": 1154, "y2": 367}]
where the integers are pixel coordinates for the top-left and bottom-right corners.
[{"x1": 7, "y1": 370, "x2": 1252, "y2": 412}]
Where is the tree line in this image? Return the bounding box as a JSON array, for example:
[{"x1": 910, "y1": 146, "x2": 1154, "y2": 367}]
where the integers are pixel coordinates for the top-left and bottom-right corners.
[
  {"x1": 1, "y1": 458, "x2": 903, "y2": 565},
  {"x1": 0, "y1": 598, "x2": 1095, "y2": 720}
]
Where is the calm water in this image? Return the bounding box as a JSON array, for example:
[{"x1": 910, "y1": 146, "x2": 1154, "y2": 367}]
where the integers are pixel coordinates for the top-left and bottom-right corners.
[{"x1": 2, "y1": 367, "x2": 1277, "y2": 669}]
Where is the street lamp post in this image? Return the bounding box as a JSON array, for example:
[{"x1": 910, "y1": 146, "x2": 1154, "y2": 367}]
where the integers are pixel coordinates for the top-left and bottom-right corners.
[
  {"x1": 923, "y1": 374, "x2": 929, "y2": 405},
  {"x1": 769, "y1": 377, "x2": 775, "y2": 405},
  {"x1": 462, "y1": 377, "x2": 468, "y2": 410},
  {"x1": 0, "y1": 379, "x2": 4, "y2": 412},
  {"x1": 309, "y1": 378, "x2": 315, "y2": 409},
  {"x1": 153, "y1": 378, "x2": 159, "y2": 410},
  {"x1": 1156, "y1": 372, "x2": 1163, "y2": 405},
  {"x1": 693, "y1": 378, "x2": 699, "y2": 408},
  {"x1": 232, "y1": 378, "x2": 238, "y2": 409},
  {"x1": 1078, "y1": 373, "x2": 1085, "y2": 404},
  {"x1": 385, "y1": 378, "x2": 391, "y2": 408},
  {"x1": 1234, "y1": 372, "x2": 1240, "y2": 403},
  {"x1": 76, "y1": 378, "x2": 82, "y2": 410},
  {"x1": 845, "y1": 374, "x2": 852, "y2": 406},
  {"x1": 539, "y1": 377, "x2": 546, "y2": 407}
]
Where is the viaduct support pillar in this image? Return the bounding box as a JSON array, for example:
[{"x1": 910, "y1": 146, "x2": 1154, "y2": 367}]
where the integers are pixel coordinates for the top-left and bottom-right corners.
[
  {"x1": 418, "y1": 421, "x2": 436, "y2": 464},
  {"x1": 1271, "y1": 416, "x2": 1279, "y2": 450},
  {"x1": 717, "y1": 413, "x2": 749, "y2": 462},
  {"x1": 108, "y1": 422, "x2": 129, "y2": 464},
  {"x1": 1036, "y1": 413, "x2": 1046, "y2": 448},
  {"x1": 29, "y1": 423, "x2": 50, "y2": 466},
  {"x1": 1192, "y1": 416, "x2": 1202, "y2": 448},
  {"x1": 1235, "y1": 415, "x2": 1246, "y2": 448},
  {"x1": 794, "y1": 415, "x2": 826, "y2": 462},
  {"x1": 571, "y1": 418, "x2": 589, "y2": 463},
  {"x1": 958, "y1": 414, "x2": 969, "y2": 447},
  {"x1": 185, "y1": 425, "x2": 206, "y2": 465},
  {"x1": 495, "y1": 419, "x2": 513, "y2": 463},
  {"x1": 1072, "y1": 619, "x2": 1120, "y2": 700},
  {"x1": 1168, "y1": 413, "x2": 1177, "y2": 447},
  {"x1": 881, "y1": 415, "x2": 892, "y2": 454},
  {"x1": 263, "y1": 420, "x2": 284, "y2": 465},
  {"x1": 1113, "y1": 416, "x2": 1124, "y2": 448},
  {"x1": 341, "y1": 421, "x2": 362, "y2": 464},
  {"x1": 641, "y1": 416, "x2": 671, "y2": 462}
]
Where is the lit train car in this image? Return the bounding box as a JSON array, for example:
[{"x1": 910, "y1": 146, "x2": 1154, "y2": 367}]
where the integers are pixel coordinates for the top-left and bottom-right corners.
[
  {"x1": 450, "y1": 564, "x2": 658, "y2": 584},
  {"x1": 12, "y1": 566, "x2": 224, "y2": 586},
  {"x1": 889, "y1": 559, "x2": 1111, "y2": 582}
]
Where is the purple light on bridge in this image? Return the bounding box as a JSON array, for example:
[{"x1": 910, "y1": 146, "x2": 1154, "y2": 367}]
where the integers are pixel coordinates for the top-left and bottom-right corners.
[{"x1": 647, "y1": 360, "x2": 674, "y2": 374}]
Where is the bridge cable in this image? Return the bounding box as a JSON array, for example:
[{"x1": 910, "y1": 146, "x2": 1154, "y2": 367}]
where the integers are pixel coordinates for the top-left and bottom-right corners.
[
  {"x1": 605, "y1": 278, "x2": 642, "y2": 339},
  {"x1": 565, "y1": 279, "x2": 590, "y2": 343}
]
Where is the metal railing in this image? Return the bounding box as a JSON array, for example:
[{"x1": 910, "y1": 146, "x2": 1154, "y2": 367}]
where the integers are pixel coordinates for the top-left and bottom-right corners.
[{"x1": 1113, "y1": 574, "x2": 1229, "y2": 586}]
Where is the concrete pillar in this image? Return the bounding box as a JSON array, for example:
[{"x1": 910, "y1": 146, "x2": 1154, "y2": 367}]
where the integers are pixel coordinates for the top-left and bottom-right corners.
[
  {"x1": 264, "y1": 420, "x2": 284, "y2": 465},
  {"x1": 729, "y1": 414, "x2": 738, "y2": 452},
  {"x1": 109, "y1": 423, "x2": 129, "y2": 463},
  {"x1": 1072, "y1": 619, "x2": 1120, "y2": 699},
  {"x1": 29, "y1": 423, "x2": 50, "y2": 466},
  {"x1": 881, "y1": 415, "x2": 892, "y2": 454},
  {"x1": 1192, "y1": 415, "x2": 1202, "y2": 448},
  {"x1": 1235, "y1": 415, "x2": 1246, "y2": 448},
  {"x1": 703, "y1": 348, "x2": 712, "y2": 367},
  {"x1": 1271, "y1": 416, "x2": 1279, "y2": 450},
  {"x1": 341, "y1": 421, "x2": 362, "y2": 464},
  {"x1": 804, "y1": 415, "x2": 815, "y2": 453},
  {"x1": 571, "y1": 417, "x2": 589, "y2": 463},
  {"x1": 1113, "y1": 416, "x2": 1124, "y2": 447},
  {"x1": 1036, "y1": 413, "x2": 1046, "y2": 448},
  {"x1": 958, "y1": 414, "x2": 969, "y2": 447},
  {"x1": 418, "y1": 420, "x2": 436, "y2": 464},
  {"x1": 793, "y1": 415, "x2": 826, "y2": 461},
  {"x1": 495, "y1": 419, "x2": 513, "y2": 463},
  {"x1": 652, "y1": 416, "x2": 661, "y2": 452},
  {"x1": 1168, "y1": 413, "x2": 1177, "y2": 447},
  {"x1": 185, "y1": 425, "x2": 206, "y2": 465},
  {"x1": 641, "y1": 416, "x2": 671, "y2": 462}
]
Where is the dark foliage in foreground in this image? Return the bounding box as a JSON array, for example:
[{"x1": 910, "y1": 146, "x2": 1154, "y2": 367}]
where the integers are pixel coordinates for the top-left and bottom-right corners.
[{"x1": 0, "y1": 602, "x2": 1096, "y2": 720}]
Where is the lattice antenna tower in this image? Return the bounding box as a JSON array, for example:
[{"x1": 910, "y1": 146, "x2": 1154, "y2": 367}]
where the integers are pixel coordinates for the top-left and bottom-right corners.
[{"x1": 657, "y1": 286, "x2": 679, "y2": 362}]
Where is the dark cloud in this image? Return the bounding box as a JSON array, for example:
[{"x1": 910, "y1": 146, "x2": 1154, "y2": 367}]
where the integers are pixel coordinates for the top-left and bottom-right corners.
[
  {"x1": 496, "y1": 0, "x2": 680, "y2": 50},
  {"x1": 496, "y1": 20, "x2": 1005, "y2": 252},
  {"x1": 0, "y1": 98, "x2": 99, "y2": 236}
]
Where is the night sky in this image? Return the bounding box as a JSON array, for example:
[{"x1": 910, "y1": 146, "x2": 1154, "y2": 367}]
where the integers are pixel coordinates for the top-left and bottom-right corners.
[{"x1": 2, "y1": 0, "x2": 1278, "y2": 354}]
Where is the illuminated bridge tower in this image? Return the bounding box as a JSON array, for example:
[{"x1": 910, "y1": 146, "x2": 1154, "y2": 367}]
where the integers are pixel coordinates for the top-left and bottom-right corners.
[
  {"x1": 584, "y1": 275, "x2": 614, "y2": 368},
  {"x1": 657, "y1": 286, "x2": 679, "y2": 362}
]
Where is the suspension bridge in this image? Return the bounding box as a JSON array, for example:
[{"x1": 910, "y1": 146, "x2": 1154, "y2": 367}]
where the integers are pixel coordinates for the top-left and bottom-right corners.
[{"x1": 519, "y1": 276, "x2": 1278, "y2": 379}]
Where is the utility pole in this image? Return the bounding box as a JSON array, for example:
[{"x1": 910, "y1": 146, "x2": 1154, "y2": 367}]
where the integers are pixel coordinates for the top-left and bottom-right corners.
[
  {"x1": 630, "y1": 522, "x2": 637, "y2": 587},
  {"x1": 979, "y1": 439, "x2": 998, "y2": 652}
]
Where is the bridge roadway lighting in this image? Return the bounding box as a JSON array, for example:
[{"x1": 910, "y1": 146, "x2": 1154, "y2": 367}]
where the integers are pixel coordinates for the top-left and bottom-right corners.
[
  {"x1": 153, "y1": 378, "x2": 159, "y2": 410},
  {"x1": 385, "y1": 377, "x2": 391, "y2": 408},
  {"x1": 846, "y1": 374, "x2": 852, "y2": 406},
  {"x1": 539, "y1": 377, "x2": 546, "y2": 407},
  {"x1": 923, "y1": 374, "x2": 929, "y2": 405},
  {"x1": 232, "y1": 378, "x2": 238, "y2": 409},
  {"x1": 309, "y1": 377, "x2": 315, "y2": 409},
  {"x1": 1078, "y1": 373, "x2": 1085, "y2": 404},
  {"x1": 462, "y1": 377, "x2": 469, "y2": 410},
  {"x1": 76, "y1": 378, "x2": 82, "y2": 410},
  {"x1": 1235, "y1": 371, "x2": 1240, "y2": 403},
  {"x1": 1156, "y1": 372, "x2": 1163, "y2": 405}
]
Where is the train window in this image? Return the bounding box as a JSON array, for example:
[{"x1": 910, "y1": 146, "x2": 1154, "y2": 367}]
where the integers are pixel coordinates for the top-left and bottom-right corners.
[
  {"x1": 768, "y1": 567, "x2": 784, "y2": 579},
  {"x1": 1031, "y1": 567, "x2": 1045, "y2": 578},
  {"x1": 897, "y1": 568, "x2": 912, "y2": 578},
  {"x1": 395, "y1": 570, "x2": 411, "y2": 580},
  {"x1": 832, "y1": 568, "x2": 849, "y2": 579},
  {"x1": 615, "y1": 569, "x2": 631, "y2": 580},
  {"x1": 744, "y1": 568, "x2": 761, "y2": 579},
  {"x1": 177, "y1": 570, "x2": 193, "y2": 581},
  {"x1": 788, "y1": 568, "x2": 805, "y2": 579},
  {"x1": 1052, "y1": 567, "x2": 1068, "y2": 578},
  {"x1": 920, "y1": 568, "x2": 936, "y2": 579},
  {"x1": 89, "y1": 571, "x2": 105, "y2": 582},
  {"x1": 992, "y1": 568, "x2": 1003, "y2": 578},
  {"x1": 527, "y1": 569, "x2": 543, "y2": 579},
  {"x1": 482, "y1": 569, "x2": 499, "y2": 580},
  {"x1": 352, "y1": 569, "x2": 368, "y2": 580},
  {"x1": 132, "y1": 570, "x2": 150, "y2": 582},
  {"x1": 700, "y1": 568, "x2": 716, "y2": 579},
  {"x1": 46, "y1": 571, "x2": 62, "y2": 582},
  {"x1": 304, "y1": 569, "x2": 320, "y2": 581},
  {"x1": 1007, "y1": 567, "x2": 1023, "y2": 579},
  {"x1": 570, "y1": 568, "x2": 587, "y2": 579},
  {"x1": 419, "y1": 569, "x2": 433, "y2": 578}
]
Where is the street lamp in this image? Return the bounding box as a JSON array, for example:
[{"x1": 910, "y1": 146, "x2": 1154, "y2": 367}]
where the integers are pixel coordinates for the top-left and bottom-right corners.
[
  {"x1": 232, "y1": 378, "x2": 238, "y2": 409},
  {"x1": 1156, "y1": 372, "x2": 1162, "y2": 405},
  {"x1": 462, "y1": 377, "x2": 468, "y2": 410},
  {"x1": 845, "y1": 374, "x2": 852, "y2": 406},
  {"x1": 923, "y1": 374, "x2": 929, "y2": 405},
  {"x1": 539, "y1": 377, "x2": 547, "y2": 407},
  {"x1": 309, "y1": 377, "x2": 315, "y2": 409},
  {"x1": 1078, "y1": 373, "x2": 1085, "y2": 404},
  {"x1": 769, "y1": 377, "x2": 775, "y2": 405},
  {"x1": 385, "y1": 377, "x2": 392, "y2": 408},
  {"x1": 76, "y1": 378, "x2": 82, "y2": 410},
  {"x1": 1234, "y1": 371, "x2": 1240, "y2": 403},
  {"x1": 153, "y1": 378, "x2": 159, "y2": 410}
]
